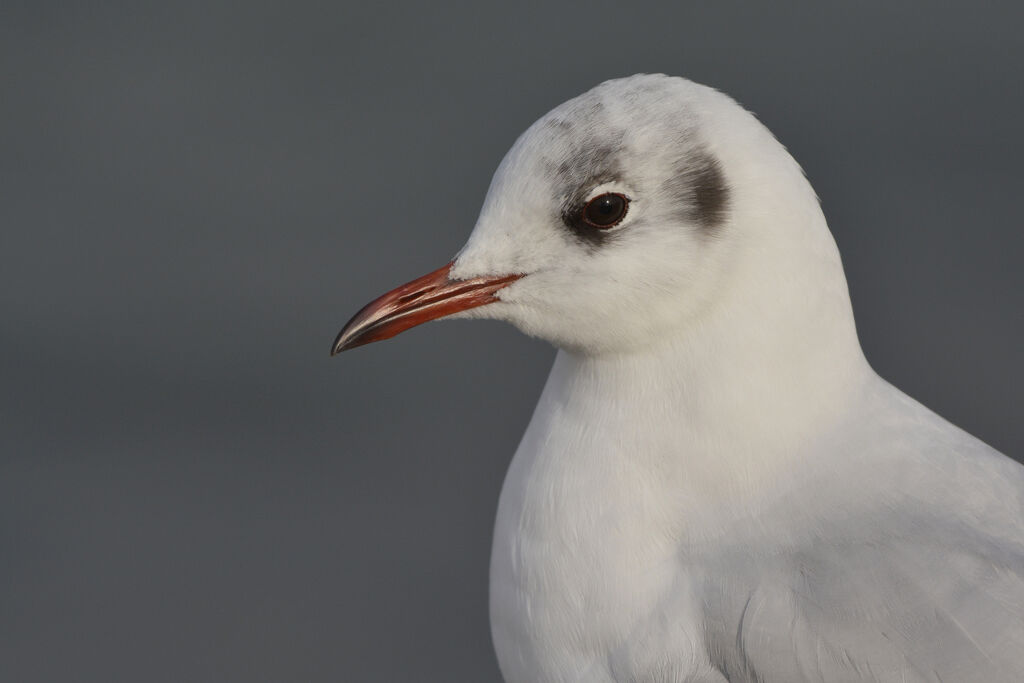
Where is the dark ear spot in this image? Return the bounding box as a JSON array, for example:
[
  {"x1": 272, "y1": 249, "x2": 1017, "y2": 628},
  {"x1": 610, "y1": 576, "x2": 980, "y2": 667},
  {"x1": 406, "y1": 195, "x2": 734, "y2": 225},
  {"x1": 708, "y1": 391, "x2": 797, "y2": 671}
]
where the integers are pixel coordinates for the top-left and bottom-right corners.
[
  {"x1": 664, "y1": 149, "x2": 731, "y2": 233},
  {"x1": 691, "y1": 154, "x2": 730, "y2": 229}
]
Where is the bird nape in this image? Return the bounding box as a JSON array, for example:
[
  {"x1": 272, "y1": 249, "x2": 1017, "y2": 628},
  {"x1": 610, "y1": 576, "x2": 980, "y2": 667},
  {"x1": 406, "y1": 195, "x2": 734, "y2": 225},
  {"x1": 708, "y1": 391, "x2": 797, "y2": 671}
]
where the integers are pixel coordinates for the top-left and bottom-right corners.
[{"x1": 332, "y1": 74, "x2": 1024, "y2": 683}]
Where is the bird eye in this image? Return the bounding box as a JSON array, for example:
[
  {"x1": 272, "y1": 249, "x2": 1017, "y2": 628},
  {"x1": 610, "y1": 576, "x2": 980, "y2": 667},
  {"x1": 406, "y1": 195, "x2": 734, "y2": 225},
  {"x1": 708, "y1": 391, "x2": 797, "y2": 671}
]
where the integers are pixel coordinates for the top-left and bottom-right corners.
[{"x1": 581, "y1": 193, "x2": 629, "y2": 229}]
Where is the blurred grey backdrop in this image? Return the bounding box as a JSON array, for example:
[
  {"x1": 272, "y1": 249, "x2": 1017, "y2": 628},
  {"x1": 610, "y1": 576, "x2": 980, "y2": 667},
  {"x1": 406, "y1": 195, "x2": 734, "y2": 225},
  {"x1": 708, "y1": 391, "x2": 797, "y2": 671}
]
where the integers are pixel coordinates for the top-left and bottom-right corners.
[{"x1": 1, "y1": 2, "x2": 1021, "y2": 681}]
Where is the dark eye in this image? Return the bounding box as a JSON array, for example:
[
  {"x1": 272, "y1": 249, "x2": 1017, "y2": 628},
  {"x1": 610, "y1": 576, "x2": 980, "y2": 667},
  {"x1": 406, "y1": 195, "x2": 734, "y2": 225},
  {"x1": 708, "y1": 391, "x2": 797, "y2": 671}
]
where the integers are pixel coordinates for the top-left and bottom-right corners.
[{"x1": 581, "y1": 192, "x2": 629, "y2": 229}]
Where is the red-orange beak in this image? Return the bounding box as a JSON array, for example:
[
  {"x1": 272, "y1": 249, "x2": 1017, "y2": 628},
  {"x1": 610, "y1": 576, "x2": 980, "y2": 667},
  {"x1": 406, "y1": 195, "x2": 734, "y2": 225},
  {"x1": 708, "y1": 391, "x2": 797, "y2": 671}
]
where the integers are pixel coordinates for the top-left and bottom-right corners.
[{"x1": 331, "y1": 261, "x2": 524, "y2": 355}]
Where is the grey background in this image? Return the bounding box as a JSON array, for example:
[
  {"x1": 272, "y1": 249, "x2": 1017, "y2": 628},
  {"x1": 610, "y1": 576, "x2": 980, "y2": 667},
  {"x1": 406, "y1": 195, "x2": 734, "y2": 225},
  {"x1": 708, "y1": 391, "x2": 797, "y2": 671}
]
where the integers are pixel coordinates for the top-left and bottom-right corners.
[{"x1": 2, "y1": 2, "x2": 1021, "y2": 681}]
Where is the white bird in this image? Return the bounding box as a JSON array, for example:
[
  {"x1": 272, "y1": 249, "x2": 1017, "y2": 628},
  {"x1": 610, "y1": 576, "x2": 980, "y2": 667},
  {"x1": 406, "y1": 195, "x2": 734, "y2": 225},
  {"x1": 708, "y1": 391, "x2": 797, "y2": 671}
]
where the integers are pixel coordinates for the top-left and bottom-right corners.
[{"x1": 332, "y1": 74, "x2": 1024, "y2": 682}]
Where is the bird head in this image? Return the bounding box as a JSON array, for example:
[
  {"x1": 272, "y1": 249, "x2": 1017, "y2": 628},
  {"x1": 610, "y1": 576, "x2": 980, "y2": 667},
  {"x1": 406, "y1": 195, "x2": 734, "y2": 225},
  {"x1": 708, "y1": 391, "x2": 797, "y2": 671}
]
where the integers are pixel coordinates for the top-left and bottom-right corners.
[{"x1": 333, "y1": 74, "x2": 845, "y2": 357}]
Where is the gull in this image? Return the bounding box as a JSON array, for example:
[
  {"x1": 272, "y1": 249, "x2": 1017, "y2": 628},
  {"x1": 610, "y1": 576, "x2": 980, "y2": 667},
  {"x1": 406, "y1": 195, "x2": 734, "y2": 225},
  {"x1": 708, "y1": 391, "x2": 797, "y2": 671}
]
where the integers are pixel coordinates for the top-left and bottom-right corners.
[{"x1": 331, "y1": 74, "x2": 1024, "y2": 682}]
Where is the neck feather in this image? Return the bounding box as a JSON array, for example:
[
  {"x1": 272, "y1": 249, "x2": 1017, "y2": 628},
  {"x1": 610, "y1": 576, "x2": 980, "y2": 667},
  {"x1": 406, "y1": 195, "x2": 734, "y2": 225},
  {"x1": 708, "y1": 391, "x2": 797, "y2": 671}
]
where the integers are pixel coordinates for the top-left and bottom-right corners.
[{"x1": 528, "y1": 216, "x2": 875, "y2": 512}]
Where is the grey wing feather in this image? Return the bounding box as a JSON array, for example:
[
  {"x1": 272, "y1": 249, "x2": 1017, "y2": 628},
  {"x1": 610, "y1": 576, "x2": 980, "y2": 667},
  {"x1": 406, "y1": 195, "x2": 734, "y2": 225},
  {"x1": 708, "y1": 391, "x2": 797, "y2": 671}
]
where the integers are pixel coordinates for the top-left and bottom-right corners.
[
  {"x1": 731, "y1": 401, "x2": 1024, "y2": 682},
  {"x1": 736, "y1": 535, "x2": 1024, "y2": 682}
]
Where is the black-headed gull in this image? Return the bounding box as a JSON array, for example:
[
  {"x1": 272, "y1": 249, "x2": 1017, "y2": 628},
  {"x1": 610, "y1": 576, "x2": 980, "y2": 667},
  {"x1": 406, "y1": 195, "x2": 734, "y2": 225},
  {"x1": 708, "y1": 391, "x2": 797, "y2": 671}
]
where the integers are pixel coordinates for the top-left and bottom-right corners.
[{"x1": 333, "y1": 74, "x2": 1024, "y2": 682}]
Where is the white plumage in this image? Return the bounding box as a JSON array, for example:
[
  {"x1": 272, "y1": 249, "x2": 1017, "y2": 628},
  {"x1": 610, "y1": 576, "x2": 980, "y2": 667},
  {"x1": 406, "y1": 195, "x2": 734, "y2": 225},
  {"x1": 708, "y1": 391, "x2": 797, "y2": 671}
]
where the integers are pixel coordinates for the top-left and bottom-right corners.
[{"x1": 339, "y1": 74, "x2": 1024, "y2": 682}]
